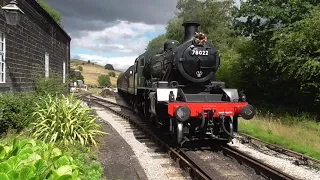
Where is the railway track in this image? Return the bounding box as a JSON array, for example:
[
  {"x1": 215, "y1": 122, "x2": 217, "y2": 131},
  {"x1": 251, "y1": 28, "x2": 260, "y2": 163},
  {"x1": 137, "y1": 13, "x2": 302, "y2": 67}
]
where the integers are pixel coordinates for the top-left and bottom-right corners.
[{"x1": 77, "y1": 93, "x2": 298, "y2": 180}]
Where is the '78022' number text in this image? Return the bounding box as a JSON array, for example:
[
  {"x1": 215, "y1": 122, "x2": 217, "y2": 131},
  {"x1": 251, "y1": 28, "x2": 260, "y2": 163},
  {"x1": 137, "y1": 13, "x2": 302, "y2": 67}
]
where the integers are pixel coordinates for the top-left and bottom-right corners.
[{"x1": 191, "y1": 50, "x2": 209, "y2": 56}]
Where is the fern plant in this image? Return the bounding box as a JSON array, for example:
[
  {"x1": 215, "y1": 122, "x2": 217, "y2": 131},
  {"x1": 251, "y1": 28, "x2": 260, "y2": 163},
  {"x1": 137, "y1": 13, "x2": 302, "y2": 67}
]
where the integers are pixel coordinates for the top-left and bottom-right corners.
[{"x1": 31, "y1": 94, "x2": 106, "y2": 146}]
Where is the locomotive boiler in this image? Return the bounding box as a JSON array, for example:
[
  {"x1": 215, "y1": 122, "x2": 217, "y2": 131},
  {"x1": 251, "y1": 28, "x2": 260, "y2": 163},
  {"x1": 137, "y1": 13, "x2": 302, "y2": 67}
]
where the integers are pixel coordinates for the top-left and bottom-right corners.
[{"x1": 117, "y1": 20, "x2": 256, "y2": 146}]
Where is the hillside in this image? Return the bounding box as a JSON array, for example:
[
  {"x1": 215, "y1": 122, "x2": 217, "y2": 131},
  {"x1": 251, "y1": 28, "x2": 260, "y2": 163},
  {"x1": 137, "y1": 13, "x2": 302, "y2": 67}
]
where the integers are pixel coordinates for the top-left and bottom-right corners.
[{"x1": 70, "y1": 59, "x2": 123, "y2": 87}]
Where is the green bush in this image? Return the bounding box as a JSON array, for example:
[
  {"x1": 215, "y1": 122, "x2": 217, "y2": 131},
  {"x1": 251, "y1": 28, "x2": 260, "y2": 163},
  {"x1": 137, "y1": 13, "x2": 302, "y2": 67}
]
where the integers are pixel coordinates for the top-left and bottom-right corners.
[
  {"x1": 31, "y1": 94, "x2": 106, "y2": 146},
  {"x1": 0, "y1": 70, "x2": 70, "y2": 134},
  {"x1": 0, "y1": 92, "x2": 39, "y2": 134},
  {"x1": 60, "y1": 143, "x2": 104, "y2": 180},
  {"x1": 77, "y1": 66, "x2": 83, "y2": 71},
  {"x1": 32, "y1": 71, "x2": 67, "y2": 96},
  {"x1": 97, "y1": 75, "x2": 111, "y2": 87},
  {"x1": 108, "y1": 72, "x2": 115, "y2": 77},
  {"x1": 0, "y1": 136, "x2": 103, "y2": 180}
]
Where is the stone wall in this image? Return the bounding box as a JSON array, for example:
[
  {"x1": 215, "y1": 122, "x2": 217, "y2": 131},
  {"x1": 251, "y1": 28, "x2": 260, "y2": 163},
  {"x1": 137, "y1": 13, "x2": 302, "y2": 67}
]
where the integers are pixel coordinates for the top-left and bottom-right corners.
[{"x1": 0, "y1": 0, "x2": 71, "y2": 92}]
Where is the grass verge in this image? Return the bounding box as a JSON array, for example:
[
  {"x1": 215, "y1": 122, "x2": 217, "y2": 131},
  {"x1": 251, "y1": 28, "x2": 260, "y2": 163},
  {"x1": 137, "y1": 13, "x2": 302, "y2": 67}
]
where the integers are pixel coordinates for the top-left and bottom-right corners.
[{"x1": 238, "y1": 114, "x2": 320, "y2": 160}]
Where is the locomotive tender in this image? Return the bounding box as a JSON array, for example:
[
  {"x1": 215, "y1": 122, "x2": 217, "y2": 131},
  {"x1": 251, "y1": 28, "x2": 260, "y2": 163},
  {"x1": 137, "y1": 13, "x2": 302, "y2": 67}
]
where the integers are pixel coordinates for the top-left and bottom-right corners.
[{"x1": 117, "y1": 20, "x2": 256, "y2": 146}]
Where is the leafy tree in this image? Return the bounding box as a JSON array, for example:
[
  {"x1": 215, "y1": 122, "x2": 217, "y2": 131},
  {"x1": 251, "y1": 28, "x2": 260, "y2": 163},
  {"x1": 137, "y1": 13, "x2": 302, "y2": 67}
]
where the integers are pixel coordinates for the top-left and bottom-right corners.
[
  {"x1": 166, "y1": 0, "x2": 236, "y2": 51},
  {"x1": 98, "y1": 75, "x2": 111, "y2": 87},
  {"x1": 271, "y1": 7, "x2": 320, "y2": 111},
  {"x1": 108, "y1": 72, "x2": 116, "y2": 77},
  {"x1": 146, "y1": 34, "x2": 167, "y2": 51},
  {"x1": 70, "y1": 69, "x2": 84, "y2": 83},
  {"x1": 87, "y1": 60, "x2": 91, "y2": 64},
  {"x1": 118, "y1": 73, "x2": 124, "y2": 79},
  {"x1": 166, "y1": 17, "x2": 185, "y2": 43},
  {"x1": 104, "y1": 64, "x2": 114, "y2": 70},
  {"x1": 37, "y1": 0, "x2": 62, "y2": 25},
  {"x1": 233, "y1": 0, "x2": 320, "y2": 112}
]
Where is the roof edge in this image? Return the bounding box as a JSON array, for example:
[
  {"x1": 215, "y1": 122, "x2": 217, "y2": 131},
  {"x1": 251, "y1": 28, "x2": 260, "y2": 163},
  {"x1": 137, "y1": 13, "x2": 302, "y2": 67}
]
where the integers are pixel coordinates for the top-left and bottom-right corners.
[{"x1": 31, "y1": 0, "x2": 71, "y2": 41}]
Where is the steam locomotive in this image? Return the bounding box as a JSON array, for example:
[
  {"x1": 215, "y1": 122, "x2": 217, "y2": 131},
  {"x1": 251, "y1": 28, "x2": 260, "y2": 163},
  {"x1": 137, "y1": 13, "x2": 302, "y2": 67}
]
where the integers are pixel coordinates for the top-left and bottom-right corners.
[{"x1": 117, "y1": 20, "x2": 256, "y2": 146}]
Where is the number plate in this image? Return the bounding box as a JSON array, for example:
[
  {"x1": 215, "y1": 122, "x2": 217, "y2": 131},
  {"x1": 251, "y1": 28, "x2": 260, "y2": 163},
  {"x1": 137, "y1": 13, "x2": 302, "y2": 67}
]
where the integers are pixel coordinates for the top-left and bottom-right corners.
[{"x1": 191, "y1": 49, "x2": 209, "y2": 56}]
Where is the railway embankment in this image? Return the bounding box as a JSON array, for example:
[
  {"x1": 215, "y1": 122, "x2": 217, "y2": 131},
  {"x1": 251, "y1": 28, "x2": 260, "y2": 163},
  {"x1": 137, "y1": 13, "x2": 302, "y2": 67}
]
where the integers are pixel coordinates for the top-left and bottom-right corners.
[{"x1": 238, "y1": 113, "x2": 320, "y2": 161}]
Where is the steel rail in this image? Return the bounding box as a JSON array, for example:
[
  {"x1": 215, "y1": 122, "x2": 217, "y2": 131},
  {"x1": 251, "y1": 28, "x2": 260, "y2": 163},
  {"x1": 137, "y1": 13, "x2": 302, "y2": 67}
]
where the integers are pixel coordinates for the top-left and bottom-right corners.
[
  {"x1": 77, "y1": 94, "x2": 299, "y2": 180},
  {"x1": 236, "y1": 133, "x2": 320, "y2": 168},
  {"x1": 222, "y1": 145, "x2": 298, "y2": 180}
]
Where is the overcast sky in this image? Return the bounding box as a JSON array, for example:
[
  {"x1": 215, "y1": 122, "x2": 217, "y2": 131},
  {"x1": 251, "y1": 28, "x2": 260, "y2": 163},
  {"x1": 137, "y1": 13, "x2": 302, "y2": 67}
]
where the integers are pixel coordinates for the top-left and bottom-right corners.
[{"x1": 44, "y1": 0, "x2": 240, "y2": 71}]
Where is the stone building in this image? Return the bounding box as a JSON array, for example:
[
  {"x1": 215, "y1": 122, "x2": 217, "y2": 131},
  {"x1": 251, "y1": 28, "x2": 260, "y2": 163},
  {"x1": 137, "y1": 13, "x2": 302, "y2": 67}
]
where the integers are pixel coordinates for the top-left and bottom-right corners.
[{"x1": 0, "y1": 0, "x2": 71, "y2": 92}]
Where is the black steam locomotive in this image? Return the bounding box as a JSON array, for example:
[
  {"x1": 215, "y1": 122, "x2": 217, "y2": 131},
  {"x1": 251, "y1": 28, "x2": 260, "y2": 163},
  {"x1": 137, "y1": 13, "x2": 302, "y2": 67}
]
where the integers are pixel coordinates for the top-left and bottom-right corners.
[{"x1": 117, "y1": 21, "x2": 255, "y2": 146}]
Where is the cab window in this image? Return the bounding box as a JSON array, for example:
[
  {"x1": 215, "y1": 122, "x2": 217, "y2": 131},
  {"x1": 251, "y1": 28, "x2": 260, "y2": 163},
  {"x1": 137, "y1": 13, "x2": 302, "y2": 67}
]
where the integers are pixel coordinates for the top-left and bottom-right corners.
[
  {"x1": 134, "y1": 60, "x2": 138, "y2": 72},
  {"x1": 140, "y1": 57, "x2": 145, "y2": 67}
]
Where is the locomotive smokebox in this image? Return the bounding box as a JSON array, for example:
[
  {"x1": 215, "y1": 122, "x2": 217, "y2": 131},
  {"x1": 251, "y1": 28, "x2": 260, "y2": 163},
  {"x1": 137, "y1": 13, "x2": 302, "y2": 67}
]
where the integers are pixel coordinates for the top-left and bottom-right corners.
[{"x1": 182, "y1": 20, "x2": 200, "y2": 43}]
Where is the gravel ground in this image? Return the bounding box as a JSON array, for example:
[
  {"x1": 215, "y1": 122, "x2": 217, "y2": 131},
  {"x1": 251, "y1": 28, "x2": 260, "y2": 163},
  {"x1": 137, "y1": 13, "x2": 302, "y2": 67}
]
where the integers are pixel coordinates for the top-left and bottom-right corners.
[
  {"x1": 228, "y1": 139, "x2": 320, "y2": 180},
  {"x1": 92, "y1": 105, "x2": 189, "y2": 180},
  {"x1": 186, "y1": 150, "x2": 265, "y2": 180},
  {"x1": 94, "y1": 118, "x2": 144, "y2": 180},
  {"x1": 91, "y1": 94, "x2": 117, "y2": 103}
]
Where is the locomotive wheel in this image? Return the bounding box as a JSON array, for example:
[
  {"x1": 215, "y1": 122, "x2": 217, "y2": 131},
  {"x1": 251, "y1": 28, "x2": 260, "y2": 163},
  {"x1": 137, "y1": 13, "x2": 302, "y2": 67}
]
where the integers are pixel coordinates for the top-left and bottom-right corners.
[
  {"x1": 143, "y1": 101, "x2": 151, "y2": 119},
  {"x1": 133, "y1": 103, "x2": 139, "y2": 114},
  {"x1": 154, "y1": 116, "x2": 161, "y2": 129},
  {"x1": 222, "y1": 117, "x2": 233, "y2": 143},
  {"x1": 134, "y1": 103, "x2": 143, "y2": 116},
  {"x1": 171, "y1": 119, "x2": 183, "y2": 147}
]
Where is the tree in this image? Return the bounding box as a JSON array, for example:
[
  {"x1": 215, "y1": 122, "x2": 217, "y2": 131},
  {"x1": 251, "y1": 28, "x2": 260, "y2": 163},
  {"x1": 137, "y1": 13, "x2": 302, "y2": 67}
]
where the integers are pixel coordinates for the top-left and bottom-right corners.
[
  {"x1": 146, "y1": 34, "x2": 167, "y2": 51},
  {"x1": 104, "y1": 64, "x2": 114, "y2": 70},
  {"x1": 108, "y1": 72, "x2": 116, "y2": 77},
  {"x1": 77, "y1": 66, "x2": 83, "y2": 71},
  {"x1": 270, "y1": 7, "x2": 320, "y2": 111},
  {"x1": 98, "y1": 75, "x2": 111, "y2": 87},
  {"x1": 37, "y1": 0, "x2": 62, "y2": 25},
  {"x1": 166, "y1": 0, "x2": 236, "y2": 51},
  {"x1": 69, "y1": 69, "x2": 84, "y2": 83},
  {"x1": 118, "y1": 73, "x2": 124, "y2": 79},
  {"x1": 233, "y1": 0, "x2": 320, "y2": 110},
  {"x1": 87, "y1": 60, "x2": 91, "y2": 64}
]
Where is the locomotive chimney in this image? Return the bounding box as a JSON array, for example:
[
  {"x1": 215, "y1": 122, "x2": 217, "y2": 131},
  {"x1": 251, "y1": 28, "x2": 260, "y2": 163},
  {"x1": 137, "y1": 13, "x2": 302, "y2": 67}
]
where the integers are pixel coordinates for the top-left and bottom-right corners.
[{"x1": 182, "y1": 20, "x2": 200, "y2": 43}]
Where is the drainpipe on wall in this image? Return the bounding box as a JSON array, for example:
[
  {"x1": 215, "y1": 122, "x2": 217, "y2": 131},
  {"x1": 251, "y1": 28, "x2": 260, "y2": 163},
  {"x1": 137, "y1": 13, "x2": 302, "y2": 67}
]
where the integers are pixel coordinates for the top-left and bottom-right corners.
[{"x1": 67, "y1": 40, "x2": 71, "y2": 95}]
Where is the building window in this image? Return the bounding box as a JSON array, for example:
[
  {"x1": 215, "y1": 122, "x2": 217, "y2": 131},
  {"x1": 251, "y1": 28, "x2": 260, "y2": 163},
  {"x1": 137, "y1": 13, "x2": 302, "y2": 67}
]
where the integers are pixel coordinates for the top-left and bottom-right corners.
[
  {"x1": 0, "y1": 31, "x2": 5, "y2": 83},
  {"x1": 45, "y1": 52, "x2": 49, "y2": 78},
  {"x1": 63, "y1": 60, "x2": 66, "y2": 83}
]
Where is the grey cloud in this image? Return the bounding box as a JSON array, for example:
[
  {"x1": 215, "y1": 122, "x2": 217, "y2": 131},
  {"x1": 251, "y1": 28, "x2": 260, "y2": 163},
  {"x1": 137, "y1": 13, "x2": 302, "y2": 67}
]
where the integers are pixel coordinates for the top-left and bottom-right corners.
[
  {"x1": 45, "y1": 0, "x2": 178, "y2": 34},
  {"x1": 62, "y1": 17, "x2": 119, "y2": 35},
  {"x1": 121, "y1": 34, "x2": 134, "y2": 39}
]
